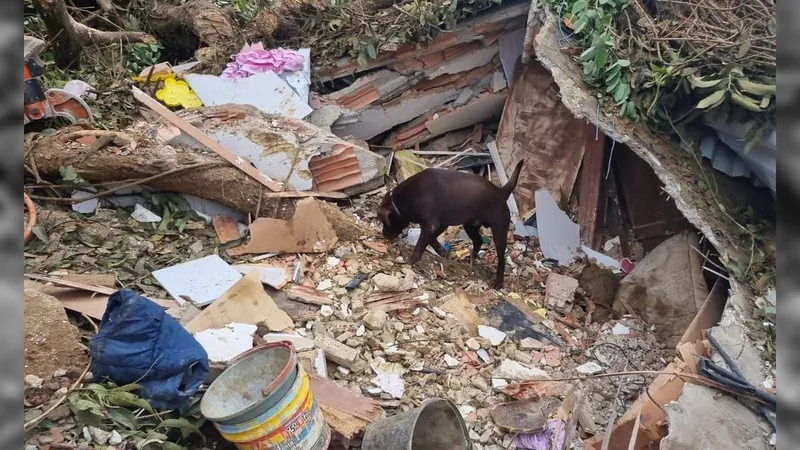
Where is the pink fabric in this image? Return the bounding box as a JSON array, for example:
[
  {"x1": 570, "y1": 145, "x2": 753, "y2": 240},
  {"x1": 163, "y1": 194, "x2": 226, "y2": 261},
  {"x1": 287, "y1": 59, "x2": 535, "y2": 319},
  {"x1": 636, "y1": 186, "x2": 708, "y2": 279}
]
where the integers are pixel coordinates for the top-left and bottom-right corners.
[{"x1": 221, "y1": 43, "x2": 305, "y2": 79}]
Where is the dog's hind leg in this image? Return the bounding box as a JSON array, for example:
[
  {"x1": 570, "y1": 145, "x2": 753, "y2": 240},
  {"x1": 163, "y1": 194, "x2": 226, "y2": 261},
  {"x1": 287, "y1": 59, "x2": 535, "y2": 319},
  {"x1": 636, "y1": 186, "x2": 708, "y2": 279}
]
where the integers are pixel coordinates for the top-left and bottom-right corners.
[
  {"x1": 463, "y1": 224, "x2": 483, "y2": 258},
  {"x1": 490, "y1": 221, "x2": 509, "y2": 289}
]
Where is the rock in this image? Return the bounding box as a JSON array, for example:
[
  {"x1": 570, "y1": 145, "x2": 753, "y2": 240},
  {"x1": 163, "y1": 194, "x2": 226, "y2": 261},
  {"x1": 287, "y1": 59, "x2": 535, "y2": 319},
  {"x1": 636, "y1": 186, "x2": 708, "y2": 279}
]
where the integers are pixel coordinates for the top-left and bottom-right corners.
[
  {"x1": 472, "y1": 377, "x2": 490, "y2": 391},
  {"x1": 47, "y1": 404, "x2": 72, "y2": 421},
  {"x1": 478, "y1": 325, "x2": 507, "y2": 346},
  {"x1": 466, "y1": 338, "x2": 482, "y2": 350},
  {"x1": 24, "y1": 374, "x2": 43, "y2": 388},
  {"x1": 317, "y1": 279, "x2": 333, "y2": 290},
  {"x1": 373, "y1": 273, "x2": 402, "y2": 291},
  {"x1": 432, "y1": 307, "x2": 448, "y2": 319},
  {"x1": 327, "y1": 256, "x2": 342, "y2": 267},
  {"x1": 612, "y1": 323, "x2": 630, "y2": 335},
  {"x1": 25, "y1": 445, "x2": 37, "y2": 450},
  {"x1": 444, "y1": 354, "x2": 460, "y2": 368},
  {"x1": 576, "y1": 361, "x2": 603, "y2": 375},
  {"x1": 320, "y1": 305, "x2": 334, "y2": 317},
  {"x1": 53, "y1": 369, "x2": 67, "y2": 378},
  {"x1": 491, "y1": 378, "x2": 509, "y2": 389},
  {"x1": 493, "y1": 360, "x2": 550, "y2": 381},
  {"x1": 362, "y1": 309, "x2": 388, "y2": 330},
  {"x1": 356, "y1": 324, "x2": 366, "y2": 336},
  {"x1": 513, "y1": 350, "x2": 533, "y2": 364},
  {"x1": 545, "y1": 273, "x2": 578, "y2": 314},
  {"x1": 108, "y1": 430, "x2": 123, "y2": 445},
  {"x1": 88, "y1": 426, "x2": 111, "y2": 445},
  {"x1": 334, "y1": 274, "x2": 352, "y2": 287},
  {"x1": 519, "y1": 337, "x2": 544, "y2": 351}
]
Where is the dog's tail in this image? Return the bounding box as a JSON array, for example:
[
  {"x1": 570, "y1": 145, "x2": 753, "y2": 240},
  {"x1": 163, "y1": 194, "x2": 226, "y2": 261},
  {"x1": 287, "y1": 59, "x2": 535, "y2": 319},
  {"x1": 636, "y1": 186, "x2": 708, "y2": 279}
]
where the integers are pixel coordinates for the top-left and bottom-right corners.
[{"x1": 501, "y1": 159, "x2": 524, "y2": 198}]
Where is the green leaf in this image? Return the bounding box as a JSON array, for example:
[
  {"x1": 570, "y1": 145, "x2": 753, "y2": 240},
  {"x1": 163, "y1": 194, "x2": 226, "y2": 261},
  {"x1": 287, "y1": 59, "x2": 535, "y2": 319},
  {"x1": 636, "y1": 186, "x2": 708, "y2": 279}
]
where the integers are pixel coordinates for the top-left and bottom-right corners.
[
  {"x1": 616, "y1": 59, "x2": 630, "y2": 67},
  {"x1": 696, "y1": 89, "x2": 726, "y2": 109},
  {"x1": 571, "y1": 0, "x2": 585, "y2": 14},
  {"x1": 735, "y1": 78, "x2": 776, "y2": 97},
  {"x1": 106, "y1": 391, "x2": 155, "y2": 413},
  {"x1": 613, "y1": 82, "x2": 627, "y2": 102},
  {"x1": 743, "y1": 126, "x2": 764, "y2": 154},
  {"x1": 108, "y1": 407, "x2": 139, "y2": 430},
  {"x1": 606, "y1": 77, "x2": 621, "y2": 93},
  {"x1": 687, "y1": 74, "x2": 723, "y2": 89},
  {"x1": 449, "y1": 0, "x2": 458, "y2": 12},
  {"x1": 59, "y1": 165, "x2": 84, "y2": 183},
  {"x1": 579, "y1": 45, "x2": 597, "y2": 62},
  {"x1": 162, "y1": 443, "x2": 186, "y2": 450},
  {"x1": 595, "y1": 47, "x2": 608, "y2": 71},
  {"x1": 366, "y1": 41, "x2": 377, "y2": 59},
  {"x1": 357, "y1": 49, "x2": 368, "y2": 68},
  {"x1": 31, "y1": 224, "x2": 49, "y2": 243},
  {"x1": 730, "y1": 88, "x2": 763, "y2": 111},
  {"x1": 572, "y1": 15, "x2": 588, "y2": 34},
  {"x1": 157, "y1": 418, "x2": 204, "y2": 440}
]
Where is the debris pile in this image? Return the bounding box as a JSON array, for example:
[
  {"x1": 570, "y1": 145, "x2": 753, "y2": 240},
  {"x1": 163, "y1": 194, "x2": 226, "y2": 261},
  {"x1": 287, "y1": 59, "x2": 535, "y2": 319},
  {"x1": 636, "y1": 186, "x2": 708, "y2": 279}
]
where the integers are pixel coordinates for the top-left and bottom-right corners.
[{"x1": 23, "y1": 0, "x2": 776, "y2": 449}]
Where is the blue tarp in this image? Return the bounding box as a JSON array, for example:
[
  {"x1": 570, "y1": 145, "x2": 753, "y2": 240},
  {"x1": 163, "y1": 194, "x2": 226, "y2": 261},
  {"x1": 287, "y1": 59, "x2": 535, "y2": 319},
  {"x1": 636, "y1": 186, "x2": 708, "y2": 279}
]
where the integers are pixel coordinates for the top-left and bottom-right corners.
[{"x1": 90, "y1": 290, "x2": 209, "y2": 410}]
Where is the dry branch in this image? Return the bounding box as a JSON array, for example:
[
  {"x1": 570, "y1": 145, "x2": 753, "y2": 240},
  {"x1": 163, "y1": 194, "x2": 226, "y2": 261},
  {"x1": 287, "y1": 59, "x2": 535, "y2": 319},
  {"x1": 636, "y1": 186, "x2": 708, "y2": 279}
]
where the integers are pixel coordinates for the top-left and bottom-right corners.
[{"x1": 32, "y1": 0, "x2": 155, "y2": 69}]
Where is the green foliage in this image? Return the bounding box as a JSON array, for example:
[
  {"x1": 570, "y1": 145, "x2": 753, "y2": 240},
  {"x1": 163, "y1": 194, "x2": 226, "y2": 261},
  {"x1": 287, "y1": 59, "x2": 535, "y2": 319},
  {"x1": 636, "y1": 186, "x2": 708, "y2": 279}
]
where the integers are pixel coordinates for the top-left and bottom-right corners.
[
  {"x1": 124, "y1": 43, "x2": 163, "y2": 75},
  {"x1": 67, "y1": 382, "x2": 204, "y2": 450},
  {"x1": 545, "y1": 0, "x2": 638, "y2": 120}
]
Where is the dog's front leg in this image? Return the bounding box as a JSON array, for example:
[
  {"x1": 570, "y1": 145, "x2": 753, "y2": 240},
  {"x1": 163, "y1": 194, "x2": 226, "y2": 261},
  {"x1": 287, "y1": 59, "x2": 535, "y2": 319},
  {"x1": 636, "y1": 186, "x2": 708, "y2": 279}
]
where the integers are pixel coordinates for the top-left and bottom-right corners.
[{"x1": 408, "y1": 224, "x2": 436, "y2": 265}]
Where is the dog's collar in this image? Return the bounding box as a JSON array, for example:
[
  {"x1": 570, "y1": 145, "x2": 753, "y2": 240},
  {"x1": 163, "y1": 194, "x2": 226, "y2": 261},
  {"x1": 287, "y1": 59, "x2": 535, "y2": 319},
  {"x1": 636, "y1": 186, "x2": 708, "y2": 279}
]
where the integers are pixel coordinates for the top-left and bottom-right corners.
[{"x1": 389, "y1": 190, "x2": 402, "y2": 218}]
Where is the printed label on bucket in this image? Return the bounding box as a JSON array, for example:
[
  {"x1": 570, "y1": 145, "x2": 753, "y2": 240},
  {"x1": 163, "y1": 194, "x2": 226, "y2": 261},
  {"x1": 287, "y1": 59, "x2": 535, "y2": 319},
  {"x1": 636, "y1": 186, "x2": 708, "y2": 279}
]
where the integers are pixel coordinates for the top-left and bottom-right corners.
[{"x1": 215, "y1": 367, "x2": 329, "y2": 450}]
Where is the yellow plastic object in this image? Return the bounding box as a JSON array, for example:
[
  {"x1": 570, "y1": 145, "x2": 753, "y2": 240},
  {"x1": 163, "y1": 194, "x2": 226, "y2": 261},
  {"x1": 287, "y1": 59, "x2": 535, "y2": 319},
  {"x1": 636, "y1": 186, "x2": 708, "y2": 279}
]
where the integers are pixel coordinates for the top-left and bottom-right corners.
[{"x1": 155, "y1": 78, "x2": 203, "y2": 109}]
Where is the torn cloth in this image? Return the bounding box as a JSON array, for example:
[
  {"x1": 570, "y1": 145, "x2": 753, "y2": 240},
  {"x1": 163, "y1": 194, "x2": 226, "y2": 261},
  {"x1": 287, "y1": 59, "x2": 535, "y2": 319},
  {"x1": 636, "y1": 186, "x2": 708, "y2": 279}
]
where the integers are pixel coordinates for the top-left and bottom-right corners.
[{"x1": 90, "y1": 290, "x2": 209, "y2": 410}]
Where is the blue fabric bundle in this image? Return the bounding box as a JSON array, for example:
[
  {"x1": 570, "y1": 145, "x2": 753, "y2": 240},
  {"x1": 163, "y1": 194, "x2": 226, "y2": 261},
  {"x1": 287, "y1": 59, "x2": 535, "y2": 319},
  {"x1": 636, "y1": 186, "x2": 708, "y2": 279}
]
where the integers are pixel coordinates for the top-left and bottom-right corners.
[{"x1": 90, "y1": 289, "x2": 209, "y2": 410}]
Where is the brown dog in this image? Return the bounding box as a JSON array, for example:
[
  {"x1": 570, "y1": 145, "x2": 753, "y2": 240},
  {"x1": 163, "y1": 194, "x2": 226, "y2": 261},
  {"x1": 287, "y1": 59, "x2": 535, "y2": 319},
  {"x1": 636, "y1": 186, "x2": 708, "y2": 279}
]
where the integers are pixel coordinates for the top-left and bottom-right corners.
[{"x1": 378, "y1": 160, "x2": 524, "y2": 289}]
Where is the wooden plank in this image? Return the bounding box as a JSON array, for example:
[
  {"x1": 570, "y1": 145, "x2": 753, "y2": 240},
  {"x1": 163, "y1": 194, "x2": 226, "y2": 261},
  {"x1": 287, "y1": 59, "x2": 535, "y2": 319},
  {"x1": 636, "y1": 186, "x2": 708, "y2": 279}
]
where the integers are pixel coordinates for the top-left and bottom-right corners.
[
  {"x1": 132, "y1": 86, "x2": 282, "y2": 192},
  {"x1": 577, "y1": 134, "x2": 607, "y2": 249},
  {"x1": 24, "y1": 274, "x2": 115, "y2": 295},
  {"x1": 494, "y1": 61, "x2": 591, "y2": 212}
]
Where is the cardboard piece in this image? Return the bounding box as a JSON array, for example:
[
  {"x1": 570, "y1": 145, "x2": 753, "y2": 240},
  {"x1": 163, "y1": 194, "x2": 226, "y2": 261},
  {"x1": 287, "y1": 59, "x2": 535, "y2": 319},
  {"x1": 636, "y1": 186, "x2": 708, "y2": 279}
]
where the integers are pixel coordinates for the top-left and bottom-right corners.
[
  {"x1": 152, "y1": 255, "x2": 242, "y2": 307},
  {"x1": 24, "y1": 276, "x2": 178, "y2": 320},
  {"x1": 228, "y1": 198, "x2": 339, "y2": 256},
  {"x1": 440, "y1": 289, "x2": 482, "y2": 333},
  {"x1": 212, "y1": 215, "x2": 242, "y2": 244},
  {"x1": 184, "y1": 270, "x2": 294, "y2": 334}
]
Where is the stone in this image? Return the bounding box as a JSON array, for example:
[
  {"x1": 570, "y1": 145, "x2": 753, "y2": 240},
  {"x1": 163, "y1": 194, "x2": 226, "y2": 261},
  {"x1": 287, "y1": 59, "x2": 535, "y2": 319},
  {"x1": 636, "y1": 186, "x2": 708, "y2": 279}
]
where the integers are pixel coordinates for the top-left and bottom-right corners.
[
  {"x1": 24, "y1": 374, "x2": 43, "y2": 389},
  {"x1": 444, "y1": 354, "x2": 460, "y2": 368},
  {"x1": 519, "y1": 337, "x2": 544, "y2": 351},
  {"x1": 576, "y1": 361, "x2": 603, "y2": 375},
  {"x1": 612, "y1": 323, "x2": 630, "y2": 335},
  {"x1": 316, "y1": 279, "x2": 333, "y2": 290},
  {"x1": 491, "y1": 378, "x2": 509, "y2": 389},
  {"x1": 48, "y1": 404, "x2": 71, "y2": 421},
  {"x1": 432, "y1": 307, "x2": 448, "y2": 319},
  {"x1": 334, "y1": 274, "x2": 352, "y2": 287},
  {"x1": 373, "y1": 273, "x2": 402, "y2": 291},
  {"x1": 53, "y1": 369, "x2": 67, "y2": 378},
  {"x1": 478, "y1": 325, "x2": 507, "y2": 346},
  {"x1": 356, "y1": 324, "x2": 366, "y2": 337},
  {"x1": 363, "y1": 309, "x2": 388, "y2": 330},
  {"x1": 466, "y1": 338, "x2": 482, "y2": 351},
  {"x1": 88, "y1": 426, "x2": 112, "y2": 445},
  {"x1": 108, "y1": 430, "x2": 123, "y2": 445},
  {"x1": 472, "y1": 377, "x2": 490, "y2": 391},
  {"x1": 320, "y1": 305, "x2": 334, "y2": 317},
  {"x1": 493, "y1": 360, "x2": 550, "y2": 381},
  {"x1": 544, "y1": 273, "x2": 578, "y2": 314}
]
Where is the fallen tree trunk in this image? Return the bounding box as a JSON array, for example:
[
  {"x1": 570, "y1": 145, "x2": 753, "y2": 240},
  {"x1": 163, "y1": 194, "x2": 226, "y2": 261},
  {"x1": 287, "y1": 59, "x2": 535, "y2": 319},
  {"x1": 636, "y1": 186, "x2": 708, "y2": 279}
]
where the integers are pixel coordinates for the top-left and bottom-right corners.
[
  {"x1": 145, "y1": 0, "x2": 240, "y2": 68},
  {"x1": 32, "y1": 0, "x2": 155, "y2": 69},
  {"x1": 25, "y1": 105, "x2": 385, "y2": 217}
]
